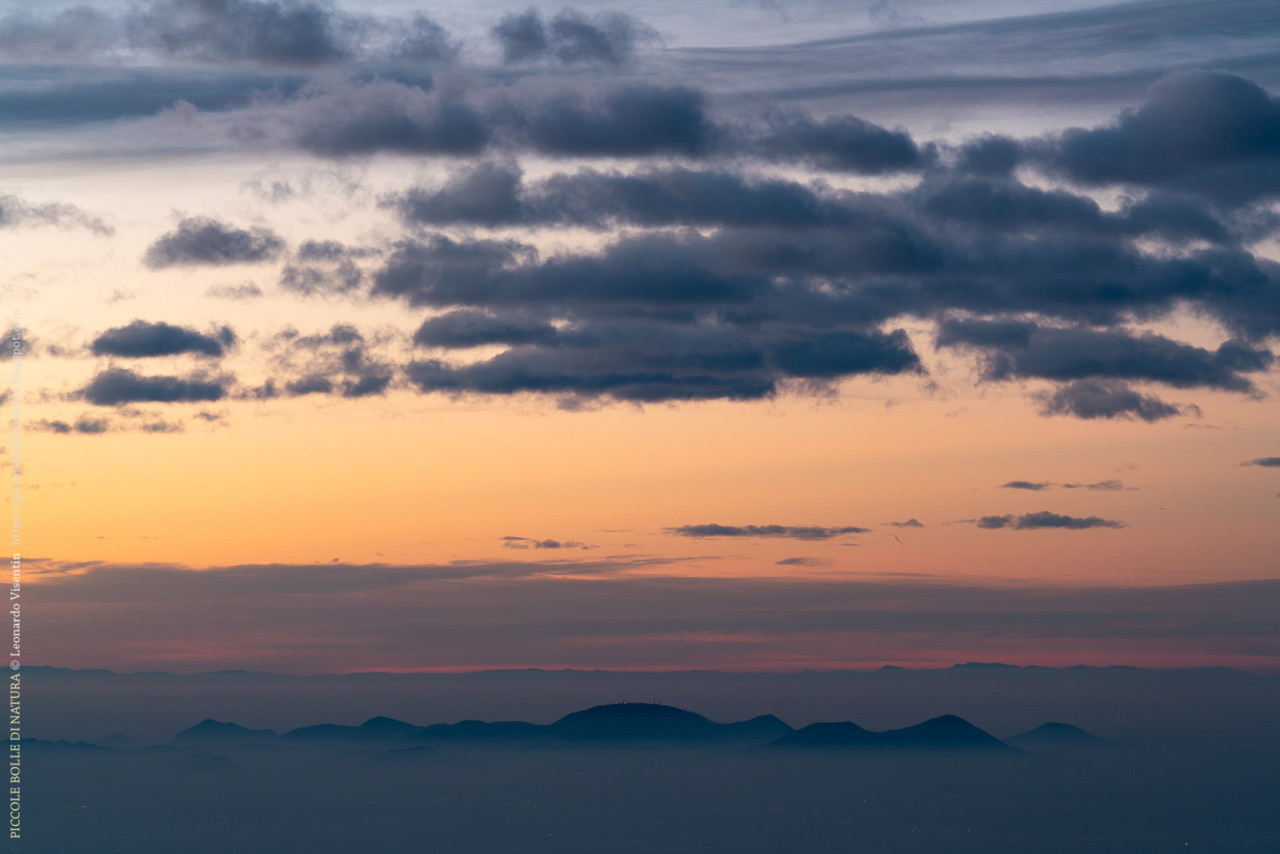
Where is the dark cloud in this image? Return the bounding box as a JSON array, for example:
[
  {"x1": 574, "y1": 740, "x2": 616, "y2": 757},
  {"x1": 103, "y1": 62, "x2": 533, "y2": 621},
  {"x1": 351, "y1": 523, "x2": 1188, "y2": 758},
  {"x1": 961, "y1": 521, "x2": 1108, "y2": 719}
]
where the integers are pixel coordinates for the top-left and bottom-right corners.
[
  {"x1": 205, "y1": 282, "x2": 264, "y2": 300},
  {"x1": 667, "y1": 524, "x2": 869, "y2": 540},
  {"x1": 501, "y1": 536, "x2": 589, "y2": 550},
  {"x1": 1036, "y1": 380, "x2": 1190, "y2": 423},
  {"x1": 1041, "y1": 70, "x2": 1280, "y2": 207},
  {"x1": 91, "y1": 321, "x2": 234, "y2": 358},
  {"x1": 885, "y1": 519, "x2": 924, "y2": 528},
  {"x1": 1241, "y1": 457, "x2": 1280, "y2": 467},
  {"x1": 80, "y1": 368, "x2": 230, "y2": 406},
  {"x1": 294, "y1": 82, "x2": 491, "y2": 157},
  {"x1": 388, "y1": 13, "x2": 461, "y2": 63},
  {"x1": 523, "y1": 85, "x2": 714, "y2": 158},
  {"x1": 1061, "y1": 480, "x2": 1128, "y2": 491},
  {"x1": 279, "y1": 240, "x2": 369, "y2": 296},
  {"x1": 144, "y1": 217, "x2": 284, "y2": 268},
  {"x1": 753, "y1": 112, "x2": 924, "y2": 174},
  {"x1": 387, "y1": 161, "x2": 525, "y2": 227},
  {"x1": 1002, "y1": 481, "x2": 1050, "y2": 491},
  {"x1": 404, "y1": 322, "x2": 917, "y2": 404},
  {"x1": 2, "y1": 1, "x2": 459, "y2": 68},
  {"x1": 0, "y1": 193, "x2": 112, "y2": 235},
  {"x1": 955, "y1": 134, "x2": 1021, "y2": 177},
  {"x1": 493, "y1": 8, "x2": 656, "y2": 66},
  {"x1": 974, "y1": 512, "x2": 1125, "y2": 531},
  {"x1": 375, "y1": 229, "x2": 923, "y2": 403},
  {"x1": 266, "y1": 324, "x2": 394, "y2": 399},
  {"x1": 937, "y1": 319, "x2": 1272, "y2": 393},
  {"x1": 1015, "y1": 511, "x2": 1126, "y2": 530},
  {"x1": 127, "y1": 0, "x2": 353, "y2": 66},
  {"x1": 386, "y1": 163, "x2": 858, "y2": 230},
  {"x1": 31, "y1": 416, "x2": 111, "y2": 435},
  {"x1": 775, "y1": 557, "x2": 832, "y2": 567},
  {"x1": 139, "y1": 419, "x2": 184, "y2": 433},
  {"x1": 413, "y1": 310, "x2": 558, "y2": 348}
]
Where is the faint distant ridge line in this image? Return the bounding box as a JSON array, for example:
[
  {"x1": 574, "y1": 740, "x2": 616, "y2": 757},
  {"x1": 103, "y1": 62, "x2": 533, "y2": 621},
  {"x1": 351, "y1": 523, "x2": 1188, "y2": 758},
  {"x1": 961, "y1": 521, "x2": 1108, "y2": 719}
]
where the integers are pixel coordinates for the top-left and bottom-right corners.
[
  {"x1": 170, "y1": 703, "x2": 1021, "y2": 752},
  {"x1": 22, "y1": 662, "x2": 1272, "y2": 678}
]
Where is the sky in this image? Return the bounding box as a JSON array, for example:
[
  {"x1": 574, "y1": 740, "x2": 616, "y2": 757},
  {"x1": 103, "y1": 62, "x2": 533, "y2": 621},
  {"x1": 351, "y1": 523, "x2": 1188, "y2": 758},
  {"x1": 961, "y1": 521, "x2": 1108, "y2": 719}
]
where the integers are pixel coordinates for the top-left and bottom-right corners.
[{"x1": 3, "y1": 0, "x2": 1279, "y2": 674}]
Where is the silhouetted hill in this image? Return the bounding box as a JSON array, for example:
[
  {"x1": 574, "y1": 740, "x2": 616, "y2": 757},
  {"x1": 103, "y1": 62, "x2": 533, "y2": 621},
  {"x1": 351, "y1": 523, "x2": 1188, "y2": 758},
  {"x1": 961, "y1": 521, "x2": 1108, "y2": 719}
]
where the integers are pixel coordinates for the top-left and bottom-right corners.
[
  {"x1": 415, "y1": 720, "x2": 549, "y2": 741},
  {"x1": 770, "y1": 721, "x2": 879, "y2": 748},
  {"x1": 772, "y1": 715, "x2": 1013, "y2": 751},
  {"x1": 550, "y1": 703, "x2": 723, "y2": 741},
  {"x1": 724, "y1": 714, "x2": 794, "y2": 739},
  {"x1": 878, "y1": 714, "x2": 1013, "y2": 750},
  {"x1": 283, "y1": 716, "x2": 421, "y2": 742},
  {"x1": 21, "y1": 737, "x2": 112, "y2": 752},
  {"x1": 172, "y1": 719, "x2": 277, "y2": 745},
  {"x1": 1008, "y1": 722, "x2": 1113, "y2": 750}
]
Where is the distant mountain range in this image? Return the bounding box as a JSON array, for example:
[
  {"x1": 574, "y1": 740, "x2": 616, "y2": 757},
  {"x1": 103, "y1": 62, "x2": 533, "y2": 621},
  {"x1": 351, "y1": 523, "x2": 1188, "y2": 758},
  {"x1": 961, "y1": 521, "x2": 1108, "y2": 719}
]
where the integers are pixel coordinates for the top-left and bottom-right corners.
[{"x1": 164, "y1": 702, "x2": 1100, "y2": 752}]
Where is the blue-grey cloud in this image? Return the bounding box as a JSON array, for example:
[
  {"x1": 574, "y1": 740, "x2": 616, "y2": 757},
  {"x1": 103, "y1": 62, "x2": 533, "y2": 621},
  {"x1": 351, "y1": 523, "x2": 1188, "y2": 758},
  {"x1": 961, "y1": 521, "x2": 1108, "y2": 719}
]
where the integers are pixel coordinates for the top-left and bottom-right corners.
[
  {"x1": 501, "y1": 536, "x2": 590, "y2": 550},
  {"x1": 31, "y1": 416, "x2": 111, "y2": 435},
  {"x1": 752, "y1": 112, "x2": 924, "y2": 174},
  {"x1": 1040, "y1": 70, "x2": 1280, "y2": 207},
  {"x1": 144, "y1": 218, "x2": 284, "y2": 268},
  {"x1": 261, "y1": 324, "x2": 393, "y2": 399},
  {"x1": 974, "y1": 512, "x2": 1125, "y2": 530},
  {"x1": 1002, "y1": 481, "x2": 1050, "y2": 491},
  {"x1": 0, "y1": 193, "x2": 111, "y2": 235},
  {"x1": 80, "y1": 368, "x2": 231, "y2": 406},
  {"x1": 1062, "y1": 480, "x2": 1128, "y2": 491},
  {"x1": 279, "y1": 240, "x2": 370, "y2": 296},
  {"x1": 91, "y1": 321, "x2": 234, "y2": 358},
  {"x1": 775, "y1": 557, "x2": 832, "y2": 567},
  {"x1": 1, "y1": 0, "x2": 458, "y2": 68},
  {"x1": 386, "y1": 163, "x2": 860, "y2": 230},
  {"x1": 492, "y1": 8, "x2": 657, "y2": 66},
  {"x1": 206, "y1": 282, "x2": 264, "y2": 300},
  {"x1": 1035, "y1": 380, "x2": 1190, "y2": 422},
  {"x1": 667, "y1": 524, "x2": 870, "y2": 540},
  {"x1": 937, "y1": 319, "x2": 1272, "y2": 393},
  {"x1": 1241, "y1": 457, "x2": 1280, "y2": 467},
  {"x1": 413, "y1": 310, "x2": 558, "y2": 348}
]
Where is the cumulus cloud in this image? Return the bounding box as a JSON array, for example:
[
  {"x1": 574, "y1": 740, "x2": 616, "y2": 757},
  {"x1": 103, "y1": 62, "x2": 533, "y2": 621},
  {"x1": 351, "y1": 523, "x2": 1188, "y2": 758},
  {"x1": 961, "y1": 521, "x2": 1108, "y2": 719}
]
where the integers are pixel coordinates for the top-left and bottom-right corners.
[
  {"x1": 973, "y1": 512, "x2": 1126, "y2": 530},
  {"x1": 128, "y1": 0, "x2": 354, "y2": 66},
  {"x1": 501, "y1": 536, "x2": 590, "y2": 550},
  {"x1": 31, "y1": 416, "x2": 111, "y2": 435},
  {"x1": 80, "y1": 368, "x2": 231, "y2": 406},
  {"x1": 0, "y1": 193, "x2": 112, "y2": 235},
  {"x1": 385, "y1": 163, "x2": 859, "y2": 230},
  {"x1": 144, "y1": 218, "x2": 284, "y2": 268},
  {"x1": 1035, "y1": 380, "x2": 1190, "y2": 423},
  {"x1": 292, "y1": 81, "x2": 490, "y2": 157},
  {"x1": 278, "y1": 240, "x2": 371, "y2": 296},
  {"x1": 262, "y1": 324, "x2": 394, "y2": 399},
  {"x1": 206, "y1": 282, "x2": 264, "y2": 300},
  {"x1": 667, "y1": 524, "x2": 869, "y2": 540},
  {"x1": 1062, "y1": 480, "x2": 1128, "y2": 491},
  {"x1": 492, "y1": 8, "x2": 657, "y2": 65},
  {"x1": 3, "y1": 0, "x2": 458, "y2": 68},
  {"x1": 91, "y1": 321, "x2": 235, "y2": 358},
  {"x1": 937, "y1": 319, "x2": 1273, "y2": 393},
  {"x1": 752, "y1": 112, "x2": 924, "y2": 174},
  {"x1": 1040, "y1": 70, "x2": 1280, "y2": 207}
]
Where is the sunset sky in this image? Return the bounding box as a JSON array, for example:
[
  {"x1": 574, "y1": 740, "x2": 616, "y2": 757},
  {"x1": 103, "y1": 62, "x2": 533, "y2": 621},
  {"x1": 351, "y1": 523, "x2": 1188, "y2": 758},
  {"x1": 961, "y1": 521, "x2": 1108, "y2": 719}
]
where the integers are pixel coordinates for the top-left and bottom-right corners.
[{"x1": 4, "y1": 0, "x2": 1279, "y2": 673}]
